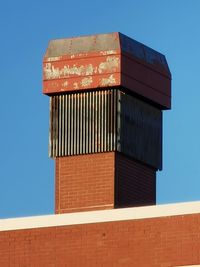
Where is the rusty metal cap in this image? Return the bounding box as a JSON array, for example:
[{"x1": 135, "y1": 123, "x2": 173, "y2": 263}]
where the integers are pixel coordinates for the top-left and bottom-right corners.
[
  {"x1": 45, "y1": 32, "x2": 170, "y2": 77},
  {"x1": 43, "y1": 32, "x2": 171, "y2": 109}
]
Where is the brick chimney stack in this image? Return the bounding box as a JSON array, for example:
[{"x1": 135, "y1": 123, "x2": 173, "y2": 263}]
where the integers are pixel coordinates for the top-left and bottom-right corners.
[{"x1": 43, "y1": 32, "x2": 171, "y2": 214}]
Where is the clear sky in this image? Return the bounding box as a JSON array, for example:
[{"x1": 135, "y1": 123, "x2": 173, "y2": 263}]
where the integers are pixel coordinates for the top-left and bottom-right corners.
[{"x1": 0, "y1": 0, "x2": 200, "y2": 218}]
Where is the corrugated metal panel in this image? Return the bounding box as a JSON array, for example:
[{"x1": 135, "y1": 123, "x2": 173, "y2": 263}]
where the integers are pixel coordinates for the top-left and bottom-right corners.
[
  {"x1": 49, "y1": 89, "x2": 117, "y2": 158},
  {"x1": 120, "y1": 91, "x2": 162, "y2": 170},
  {"x1": 116, "y1": 90, "x2": 121, "y2": 152},
  {"x1": 49, "y1": 89, "x2": 162, "y2": 170}
]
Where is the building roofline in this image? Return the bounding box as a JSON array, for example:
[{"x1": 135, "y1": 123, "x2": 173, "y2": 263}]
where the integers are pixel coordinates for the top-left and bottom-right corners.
[{"x1": 1, "y1": 201, "x2": 200, "y2": 232}]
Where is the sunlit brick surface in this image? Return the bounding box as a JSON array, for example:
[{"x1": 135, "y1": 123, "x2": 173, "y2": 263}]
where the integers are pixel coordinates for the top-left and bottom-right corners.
[
  {"x1": 55, "y1": 152, "x2": 115, "y2": 213},
  {"x1": 1, "y1": 213, "x2": 200, "y2": 266}
]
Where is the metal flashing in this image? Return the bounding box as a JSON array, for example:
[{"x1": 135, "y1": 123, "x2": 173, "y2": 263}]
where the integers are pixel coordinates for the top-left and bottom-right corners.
[{"x1": 1, "y1": 201, "x2": 200, "y2": 232}]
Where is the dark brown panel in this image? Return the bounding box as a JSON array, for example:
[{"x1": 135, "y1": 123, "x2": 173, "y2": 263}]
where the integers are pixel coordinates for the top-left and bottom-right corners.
[
  {"x1": 115, "y1": 152, "x2": 156, "y2": 208},
  {"x1": 121, "y1": 73, "x2": 171, "y2": 110},
  {"x1": 120, "y1": 91, "x2": 162, "y2": 170},
  {"x1": 121, "y1": 54, "x2": 171, "y2": 96}
]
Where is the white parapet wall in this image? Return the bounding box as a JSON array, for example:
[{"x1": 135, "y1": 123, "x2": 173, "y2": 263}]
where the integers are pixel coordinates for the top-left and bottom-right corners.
[{"x1": 1, "y1": 201, "x2": 200, "y2": 232}]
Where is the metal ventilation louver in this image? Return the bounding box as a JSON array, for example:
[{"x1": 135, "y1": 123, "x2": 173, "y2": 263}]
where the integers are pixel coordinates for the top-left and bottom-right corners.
[{"x1": 49, "y1": 89, "x2": 162, "y2": 170}]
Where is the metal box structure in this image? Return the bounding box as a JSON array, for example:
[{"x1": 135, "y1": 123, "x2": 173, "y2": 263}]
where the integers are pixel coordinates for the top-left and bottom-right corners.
[
  {"x1": 43, "y1": 32, "x2": 171, "y2": 210},
  {"x1": 49, "y1": 89, "x2": 162, "y2": 170},
  {"x1": 43, "y1": 32, "x2": 171, "y2": 109}
]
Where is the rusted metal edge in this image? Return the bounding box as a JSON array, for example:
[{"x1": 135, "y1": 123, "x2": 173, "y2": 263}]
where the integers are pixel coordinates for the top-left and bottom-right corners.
[{"x1": 44, "y1": 32, "x2": 170, "y2": 78}]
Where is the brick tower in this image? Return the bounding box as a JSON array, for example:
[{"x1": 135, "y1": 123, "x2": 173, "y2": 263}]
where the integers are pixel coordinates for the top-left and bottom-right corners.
[{"x1": 43, "y1": 32, "x2": 171, "y2": 214}]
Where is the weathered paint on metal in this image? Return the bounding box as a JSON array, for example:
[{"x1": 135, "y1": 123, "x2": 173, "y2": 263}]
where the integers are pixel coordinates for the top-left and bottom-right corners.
[
  {"x1": 43, "y1": 54, "x2": 120, "y2": 93},
  {"x1": 49, "y1": 89, "x2": 162, "y2": 170},
  {"x1": 44, "y1": 55, "x2": 120, "y2": 79},
  {"x1": 43, "y1": 73, "x2": 120, "y2": 93},
  {"x1": 45, "y1": 33, "x2": 120, "y2": 58},
  {"x1": 43, "y1": 32, "x2": 171, "y2": 109}
]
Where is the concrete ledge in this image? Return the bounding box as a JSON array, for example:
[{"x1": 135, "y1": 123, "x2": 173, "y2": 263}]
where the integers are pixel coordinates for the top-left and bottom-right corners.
[{"x1": 1, "y1": 201, "x2": 200, "y2": 231}]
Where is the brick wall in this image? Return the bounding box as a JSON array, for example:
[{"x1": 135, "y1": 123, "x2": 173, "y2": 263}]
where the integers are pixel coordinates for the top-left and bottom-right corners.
[
  {"x1": 115, "y1": 152, "x2": 156, "y2": 207},
  {"x1": 1, "y1": 213, "x2": 200, "y2": 266},
  {"x1": 55, "y1": 152, "x2": 156, "y2": 214},
  {"x1": 55, "y1": 152, "x2": 115, "y2": 213}
]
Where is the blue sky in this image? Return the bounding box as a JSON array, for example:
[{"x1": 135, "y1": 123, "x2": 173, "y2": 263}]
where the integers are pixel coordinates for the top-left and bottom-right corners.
[{"x1": 0, "y1": 0, "x2": 200, "y2": 218}]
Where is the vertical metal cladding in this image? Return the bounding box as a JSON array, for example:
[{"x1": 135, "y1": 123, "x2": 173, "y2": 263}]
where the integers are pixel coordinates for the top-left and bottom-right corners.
[
  {"x1": 49, "y1": 89, "x2": 162, "y2": 170},
  {"x1": 49, "y1": 89, "x2": 117, "y2": 158},
  {"x1": 120, "y1": 92, "x2": 162, "y2": 170}
]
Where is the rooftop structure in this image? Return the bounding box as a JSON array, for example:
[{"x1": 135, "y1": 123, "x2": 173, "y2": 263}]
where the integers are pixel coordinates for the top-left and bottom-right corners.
[{"x1": 1, "y1": 33, "x2": 199, "y2": 267}]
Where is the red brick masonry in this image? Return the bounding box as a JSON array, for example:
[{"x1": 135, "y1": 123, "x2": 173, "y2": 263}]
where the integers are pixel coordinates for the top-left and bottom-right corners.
[
  {"x1": 1, "y1": 202, "x2": 200, "y2": 267},
  {"x1": 55, "y1": 152, "x2": 156, "y2": 213},
  {"x1": 55, "y1": 152, "x2": 115, "y2": 213}
]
